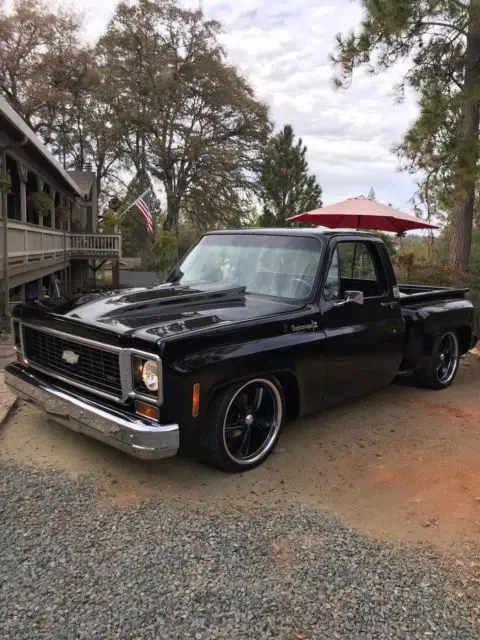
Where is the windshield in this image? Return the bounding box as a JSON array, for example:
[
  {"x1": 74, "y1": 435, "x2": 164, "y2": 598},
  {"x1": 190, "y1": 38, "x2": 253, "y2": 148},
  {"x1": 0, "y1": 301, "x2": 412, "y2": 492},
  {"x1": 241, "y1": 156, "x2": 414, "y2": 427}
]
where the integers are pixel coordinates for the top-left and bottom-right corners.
[{"x1": 173, "y1": 233, "x2": 322, "y2": 300}]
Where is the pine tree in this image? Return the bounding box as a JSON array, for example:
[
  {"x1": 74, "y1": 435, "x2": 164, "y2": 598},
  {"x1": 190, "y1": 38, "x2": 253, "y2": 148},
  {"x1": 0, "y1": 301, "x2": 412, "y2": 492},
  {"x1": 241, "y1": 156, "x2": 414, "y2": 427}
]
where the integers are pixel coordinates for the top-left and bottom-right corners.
[
  {"x1": 331, "y1": 0, "x2": 480, "y2": 272},
  {"x1": 259, "y1": 124, "x2": 322, "y2": 227},
  {"x1": 367, "y1": 187, "x2": 376, "y2": 201}
]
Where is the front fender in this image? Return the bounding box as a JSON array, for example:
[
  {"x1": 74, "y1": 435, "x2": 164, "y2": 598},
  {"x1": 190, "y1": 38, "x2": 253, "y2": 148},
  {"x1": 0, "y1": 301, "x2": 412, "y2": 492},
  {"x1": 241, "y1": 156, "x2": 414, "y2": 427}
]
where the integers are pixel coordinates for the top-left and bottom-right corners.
[{"x1": 170, "y1": 330, "x2": 326, "y2": 419}]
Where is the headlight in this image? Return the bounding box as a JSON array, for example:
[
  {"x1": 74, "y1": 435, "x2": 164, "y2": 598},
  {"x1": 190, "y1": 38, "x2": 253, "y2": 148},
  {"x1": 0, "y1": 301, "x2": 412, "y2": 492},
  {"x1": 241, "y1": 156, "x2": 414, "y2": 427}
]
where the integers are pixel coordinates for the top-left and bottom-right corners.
[
  {"x1": 142, "y1": 359, "x2": 159, "y2": 392},
  {"x1": 133, "y1": 356, "x2": 161, "y2": 398}
]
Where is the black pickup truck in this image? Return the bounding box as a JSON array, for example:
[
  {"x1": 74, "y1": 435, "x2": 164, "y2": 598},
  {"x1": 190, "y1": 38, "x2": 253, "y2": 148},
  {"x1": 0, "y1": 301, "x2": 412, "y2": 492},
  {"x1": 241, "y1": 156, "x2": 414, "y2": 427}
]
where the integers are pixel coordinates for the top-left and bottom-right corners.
[{"x1": 5, "y1": 229, "x2": 476, "y2": 471}]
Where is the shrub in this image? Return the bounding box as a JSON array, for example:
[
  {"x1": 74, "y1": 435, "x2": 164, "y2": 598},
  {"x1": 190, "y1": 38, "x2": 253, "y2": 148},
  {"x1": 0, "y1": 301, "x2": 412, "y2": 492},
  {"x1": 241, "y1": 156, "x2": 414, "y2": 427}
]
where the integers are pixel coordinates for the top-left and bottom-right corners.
[
  {"x1": 153, "y1": 233, "x2": 178, "y2": 273},
  {"x1": 33, "y1": 192, "x2": 52, "y2": 216},
  {"x1": 0, "y1": 171, "x2": 11, "y2": 194}
]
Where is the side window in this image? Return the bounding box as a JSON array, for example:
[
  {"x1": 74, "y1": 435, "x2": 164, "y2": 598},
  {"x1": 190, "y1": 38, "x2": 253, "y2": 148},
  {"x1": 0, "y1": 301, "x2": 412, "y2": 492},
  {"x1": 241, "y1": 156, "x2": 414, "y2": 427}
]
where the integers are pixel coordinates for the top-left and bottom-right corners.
[
  {"x1": 323, "y1": 241, "x2": 386, "y2": 300},
  {"x1": 339, "y1": 242, "x2": 377, "y2": 280}
]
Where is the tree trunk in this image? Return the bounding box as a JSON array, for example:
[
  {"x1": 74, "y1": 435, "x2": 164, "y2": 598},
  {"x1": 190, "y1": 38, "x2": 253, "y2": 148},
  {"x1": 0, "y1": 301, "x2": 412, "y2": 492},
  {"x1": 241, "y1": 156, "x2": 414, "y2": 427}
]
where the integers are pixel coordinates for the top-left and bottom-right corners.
[
  {"x1": 163, "y1": 192, "x2": 180, "y2": 259},
  {"x1": 448, "y1": 1, "x2": 480, "y2": 272},
  {"x1": 163, "y1": 209, "x2": 179, "y2": 236},
  {"x1": 95, "y1": 165, "x2": 102, "y2": 212}
]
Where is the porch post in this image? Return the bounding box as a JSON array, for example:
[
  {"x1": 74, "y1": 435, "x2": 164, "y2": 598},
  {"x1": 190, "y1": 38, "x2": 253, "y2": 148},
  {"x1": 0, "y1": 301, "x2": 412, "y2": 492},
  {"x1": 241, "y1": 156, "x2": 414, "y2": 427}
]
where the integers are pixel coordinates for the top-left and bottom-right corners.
[
  {"x1": 0, "y1": 148, "x2": 8, "y2": 315},
  {"x1": 112, "y1": 258, "x2": 120, "y2": 289},
  {"x1": 18, "y1": 161, "x2": 28, "y2": 223},
  {"x1": 36, "y1": 175, "x2": 44, "y2": 226},
  {"x1": 51, "y1": 188, "x2": 56, "y2": 229},
  {"x1": 66, "y1": 198, "x2": 71, "y2": 232},
  {"x1": 37, "y1": 278, "x2": 43, "y2": 301}
]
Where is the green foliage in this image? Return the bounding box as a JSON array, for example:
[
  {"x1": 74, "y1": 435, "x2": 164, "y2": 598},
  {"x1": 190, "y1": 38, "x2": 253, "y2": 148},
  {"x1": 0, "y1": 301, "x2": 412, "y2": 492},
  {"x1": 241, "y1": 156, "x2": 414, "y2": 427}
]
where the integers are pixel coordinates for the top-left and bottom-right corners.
[
  {"x1": 0, "y1": 171, "x2": 11, "y2": 193},
  {"x1": 0, "y1": 1, "x2": 100, "y2": 158},
  {"x1": 367, "y1": 186, "x2": 376, "y2": 201},
  {"x1": 32, "y1": 191, "x2": 52, "y2": 215},
  {"x1": 369, "y1": 230, "x2": 398, "y2": 257},
  {"x1": 247, "y1": 205, "x2": 262, "y2": 228},
  {"x1": 0, "y1": 0, "x2": 269, "y2": 232},
  {"x1": 55, "y1": 205, "x2": 69, "y2": 221},
  {"x1": 153, "y1": 233, "x2": 178, "y2": 273},
  {"x1": 259, "y1": 124, "x2": 322, "y2": 227},
  {"x1": 177, "y1": 225, "x2": 202, "y2": 258},
  {"x1": 98, "y1": 0, "x2": 270, "y2": 235},
  {"x1": 100, "y1": 209, "x2": 118, "y2": 233},
  {"x1": 115, "y1": 175, "x2": 161, "y2": 268},
  {"x1": 393, "y1": 233, "x2": 468, "y2": 290},
  {"x1": 331, "y1": 0, "x2": 480, "y2": 270},
  {"x1": 181, "y1": 191, "x2": 253, "y2": 233}
]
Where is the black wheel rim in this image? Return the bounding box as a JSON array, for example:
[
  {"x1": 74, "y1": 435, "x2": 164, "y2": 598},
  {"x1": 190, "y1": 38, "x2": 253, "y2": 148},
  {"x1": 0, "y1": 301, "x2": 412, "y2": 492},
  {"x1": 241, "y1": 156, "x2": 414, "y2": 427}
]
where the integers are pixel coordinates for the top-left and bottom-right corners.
[
  {"x1": 436, "y1": 332, "x2": 459, "y2": 384},
  {"x1": 223, "y1": 379, "x2": 282, "y2": 465}
]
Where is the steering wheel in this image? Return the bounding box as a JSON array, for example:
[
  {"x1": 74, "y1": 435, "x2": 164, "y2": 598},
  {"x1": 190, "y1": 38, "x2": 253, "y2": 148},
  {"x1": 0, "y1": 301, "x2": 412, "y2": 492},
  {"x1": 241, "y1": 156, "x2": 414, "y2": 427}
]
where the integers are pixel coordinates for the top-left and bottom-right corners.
[{"x1": 287, "y1": 277, "x2": 311, "y2": 298}]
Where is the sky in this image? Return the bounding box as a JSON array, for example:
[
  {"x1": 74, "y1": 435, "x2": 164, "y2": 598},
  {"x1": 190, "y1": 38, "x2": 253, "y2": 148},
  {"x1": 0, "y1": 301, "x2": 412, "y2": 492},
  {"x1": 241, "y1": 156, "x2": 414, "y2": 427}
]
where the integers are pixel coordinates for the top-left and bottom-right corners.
[{"x1": 66, "y1": 0, "x2": 421, "y2": 211}]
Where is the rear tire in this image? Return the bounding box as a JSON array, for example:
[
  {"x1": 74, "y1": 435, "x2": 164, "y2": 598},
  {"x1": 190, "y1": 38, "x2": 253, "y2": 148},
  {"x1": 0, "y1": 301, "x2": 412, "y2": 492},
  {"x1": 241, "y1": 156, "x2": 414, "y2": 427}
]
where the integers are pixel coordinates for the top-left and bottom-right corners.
[
  {"x1": 202, "y1": 376, "x2": 285, "y2": 472},
  {"x1": 413, "y1": 331, "x2": 460, "y2": 390}
]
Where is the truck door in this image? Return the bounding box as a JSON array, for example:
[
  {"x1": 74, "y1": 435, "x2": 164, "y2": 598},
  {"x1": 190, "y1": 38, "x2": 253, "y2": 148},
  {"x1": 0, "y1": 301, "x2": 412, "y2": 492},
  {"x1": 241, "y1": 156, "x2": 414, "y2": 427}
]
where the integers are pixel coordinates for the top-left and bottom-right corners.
[{"x1": 318, "y1": 238, "x2": 404, "y2": 407}]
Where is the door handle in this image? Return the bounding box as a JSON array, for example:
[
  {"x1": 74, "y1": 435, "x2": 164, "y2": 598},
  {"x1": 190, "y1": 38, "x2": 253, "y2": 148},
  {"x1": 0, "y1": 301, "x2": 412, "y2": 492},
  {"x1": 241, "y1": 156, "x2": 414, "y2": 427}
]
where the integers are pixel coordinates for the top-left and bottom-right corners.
[{"x1": 380, "y1": 302, "x2": 398, "y2": 308}]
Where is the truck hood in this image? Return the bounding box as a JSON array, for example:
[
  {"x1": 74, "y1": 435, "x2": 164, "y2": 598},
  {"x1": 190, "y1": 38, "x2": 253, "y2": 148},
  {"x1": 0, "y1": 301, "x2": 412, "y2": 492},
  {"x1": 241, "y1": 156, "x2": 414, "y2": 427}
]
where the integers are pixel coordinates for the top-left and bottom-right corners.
[{"x1": 49, "y1": 282, "x2": 303, "y2": 339}]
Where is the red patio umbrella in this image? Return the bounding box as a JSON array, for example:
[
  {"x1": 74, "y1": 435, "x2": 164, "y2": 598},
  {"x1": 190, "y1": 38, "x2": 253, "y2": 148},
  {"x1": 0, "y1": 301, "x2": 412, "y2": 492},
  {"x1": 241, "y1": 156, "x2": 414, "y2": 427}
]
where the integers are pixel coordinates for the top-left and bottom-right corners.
[{"x1": 287, "y1": 195, "x2": 437, "y2": 233}]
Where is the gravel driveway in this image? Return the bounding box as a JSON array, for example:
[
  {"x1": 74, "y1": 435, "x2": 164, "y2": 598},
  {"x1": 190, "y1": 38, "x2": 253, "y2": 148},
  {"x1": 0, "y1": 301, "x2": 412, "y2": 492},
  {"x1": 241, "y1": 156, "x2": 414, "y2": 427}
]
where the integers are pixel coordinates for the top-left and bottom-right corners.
[
  {"x1": 1, "y1": 460, "x2": 479, "y2": 640},
  {"x1": 2, "y1": 357, "x2": 480, "y2": 638}
]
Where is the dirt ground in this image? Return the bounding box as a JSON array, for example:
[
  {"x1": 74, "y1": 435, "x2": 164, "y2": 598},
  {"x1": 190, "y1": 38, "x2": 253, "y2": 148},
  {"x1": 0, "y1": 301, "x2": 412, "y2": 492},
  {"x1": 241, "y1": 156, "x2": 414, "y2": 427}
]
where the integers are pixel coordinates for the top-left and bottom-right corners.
[{"x1": 1, "y1": 355, "x2": 480, "y2": 553}]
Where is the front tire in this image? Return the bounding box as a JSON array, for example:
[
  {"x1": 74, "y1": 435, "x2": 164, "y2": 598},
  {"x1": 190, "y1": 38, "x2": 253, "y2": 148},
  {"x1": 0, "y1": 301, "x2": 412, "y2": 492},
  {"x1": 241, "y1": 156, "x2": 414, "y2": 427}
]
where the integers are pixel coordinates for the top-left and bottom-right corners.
[
  {"x1": 203, "y1": 376, "x2": 285, "y2": 472},
  {"x1": 414, "y1": 331, "x2": 460, "y2": 390}
]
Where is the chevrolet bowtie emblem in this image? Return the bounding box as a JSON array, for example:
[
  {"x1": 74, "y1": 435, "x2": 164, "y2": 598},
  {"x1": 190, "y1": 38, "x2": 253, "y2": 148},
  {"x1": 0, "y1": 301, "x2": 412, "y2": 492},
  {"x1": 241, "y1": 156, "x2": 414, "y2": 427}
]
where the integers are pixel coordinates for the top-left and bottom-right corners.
[{"x1": 62, "y1": 349, "x2": 80, "y2": 365}]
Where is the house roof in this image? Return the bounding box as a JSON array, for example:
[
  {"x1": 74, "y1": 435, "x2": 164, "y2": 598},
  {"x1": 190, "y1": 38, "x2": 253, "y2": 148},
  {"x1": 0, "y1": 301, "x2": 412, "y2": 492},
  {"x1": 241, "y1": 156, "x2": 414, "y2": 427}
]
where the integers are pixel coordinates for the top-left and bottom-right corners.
[
  {"x1": 0, "y1": 95, "x2": 83, "y2": 196},
  {"x1": 68, "y1": 170, "x2": 95, "y2": 197}
]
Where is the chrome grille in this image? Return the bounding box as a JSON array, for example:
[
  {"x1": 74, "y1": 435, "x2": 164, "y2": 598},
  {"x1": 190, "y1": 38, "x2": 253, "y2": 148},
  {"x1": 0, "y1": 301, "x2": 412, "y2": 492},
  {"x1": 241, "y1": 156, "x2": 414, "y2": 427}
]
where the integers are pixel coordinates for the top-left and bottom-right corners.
[{"x1": 24, "y1": 326, "x2": 122, "y2": 397}]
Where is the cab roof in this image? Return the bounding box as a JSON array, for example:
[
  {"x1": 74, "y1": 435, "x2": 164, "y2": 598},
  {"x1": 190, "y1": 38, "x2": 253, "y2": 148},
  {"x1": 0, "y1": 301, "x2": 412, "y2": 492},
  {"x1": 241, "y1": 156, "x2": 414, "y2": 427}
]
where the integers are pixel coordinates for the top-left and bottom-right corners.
[{"x1": 206, "y1": 228, "x2": 381, "y2": 240}]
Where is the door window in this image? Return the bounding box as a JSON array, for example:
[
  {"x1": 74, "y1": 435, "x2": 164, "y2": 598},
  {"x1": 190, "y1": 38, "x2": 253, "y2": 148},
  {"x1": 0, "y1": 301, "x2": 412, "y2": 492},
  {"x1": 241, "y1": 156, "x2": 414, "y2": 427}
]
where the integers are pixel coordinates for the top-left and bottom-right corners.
[{"x1": 323, "y1": 241, "x2": 386, "y2": 300}]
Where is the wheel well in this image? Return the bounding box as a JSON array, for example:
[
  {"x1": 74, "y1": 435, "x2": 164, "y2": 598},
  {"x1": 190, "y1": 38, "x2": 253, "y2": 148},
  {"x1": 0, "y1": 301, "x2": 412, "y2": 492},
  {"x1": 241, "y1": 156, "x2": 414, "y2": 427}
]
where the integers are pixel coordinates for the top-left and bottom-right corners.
[
  {"x1": 423, "y1": 326, "x2": 472, "y2": 356},
  {"x1": 457, "y1": 326, "x2": 473, "y2": 354},
  {"x1": 275, "y1": 371, "x2": 300, "y2": 422}
]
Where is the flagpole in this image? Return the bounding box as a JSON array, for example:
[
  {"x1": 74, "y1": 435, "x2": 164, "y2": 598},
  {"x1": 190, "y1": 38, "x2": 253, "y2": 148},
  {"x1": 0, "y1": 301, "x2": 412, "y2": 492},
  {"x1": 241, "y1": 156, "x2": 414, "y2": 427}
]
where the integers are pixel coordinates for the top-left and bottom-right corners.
[{"x1": 118, "y1": 187, "x2": 151, "y2": 218}]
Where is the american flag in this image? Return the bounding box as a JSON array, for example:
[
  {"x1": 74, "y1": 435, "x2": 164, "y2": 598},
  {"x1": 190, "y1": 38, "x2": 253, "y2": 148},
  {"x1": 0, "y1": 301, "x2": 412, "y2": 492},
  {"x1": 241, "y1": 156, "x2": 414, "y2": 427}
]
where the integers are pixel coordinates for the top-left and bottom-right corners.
[{"x1": 134, "y1": 188, "x2": 154, "y2": 234}]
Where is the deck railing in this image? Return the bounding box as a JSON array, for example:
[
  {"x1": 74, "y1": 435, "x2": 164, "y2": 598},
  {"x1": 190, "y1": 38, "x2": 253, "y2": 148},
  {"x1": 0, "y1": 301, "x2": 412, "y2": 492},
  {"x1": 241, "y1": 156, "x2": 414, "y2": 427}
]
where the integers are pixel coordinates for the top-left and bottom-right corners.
[
  {"x1": 70, "y1": 233, "x2": 122, "y2": 257},
  {"x1": 4, "y1": 221, "x2": 122, "y2": 267},
  {"x1": 5, "y1": 220, "x2": 70, "y2": 265}
]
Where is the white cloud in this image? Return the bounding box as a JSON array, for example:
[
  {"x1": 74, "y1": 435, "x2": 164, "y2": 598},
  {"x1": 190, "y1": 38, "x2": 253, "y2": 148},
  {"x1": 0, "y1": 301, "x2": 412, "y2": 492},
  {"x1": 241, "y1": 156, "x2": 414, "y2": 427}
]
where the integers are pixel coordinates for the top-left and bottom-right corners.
[
  {"x1": 56, "y1": 0, "x2": 422, "y2": 211},
  {"x1": 192, "y1": 0, "x2": 421, "y2": 209}
]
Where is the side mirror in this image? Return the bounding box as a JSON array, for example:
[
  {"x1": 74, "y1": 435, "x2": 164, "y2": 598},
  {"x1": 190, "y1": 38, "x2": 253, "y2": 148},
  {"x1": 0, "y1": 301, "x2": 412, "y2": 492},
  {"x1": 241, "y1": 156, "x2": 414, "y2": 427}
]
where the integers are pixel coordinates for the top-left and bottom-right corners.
[{"x1": 333, "y1": 290, "x2": 364, "y2": 308}]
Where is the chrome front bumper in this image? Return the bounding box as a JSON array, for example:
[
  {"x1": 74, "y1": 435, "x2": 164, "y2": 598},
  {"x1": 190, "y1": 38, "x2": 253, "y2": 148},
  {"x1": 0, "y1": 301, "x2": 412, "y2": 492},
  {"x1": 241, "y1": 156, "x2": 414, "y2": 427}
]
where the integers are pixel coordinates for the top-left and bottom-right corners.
[{"x1": 4, "y1": 364, "x2": 180, "y2": 461}]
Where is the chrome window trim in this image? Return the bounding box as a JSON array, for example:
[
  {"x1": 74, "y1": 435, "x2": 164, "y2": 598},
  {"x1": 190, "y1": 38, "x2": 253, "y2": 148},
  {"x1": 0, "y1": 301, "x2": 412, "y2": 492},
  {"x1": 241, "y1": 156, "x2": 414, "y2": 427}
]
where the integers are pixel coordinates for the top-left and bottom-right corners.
[{"x1": 18, "y1": 322, "x2": 164, "y2": 406}]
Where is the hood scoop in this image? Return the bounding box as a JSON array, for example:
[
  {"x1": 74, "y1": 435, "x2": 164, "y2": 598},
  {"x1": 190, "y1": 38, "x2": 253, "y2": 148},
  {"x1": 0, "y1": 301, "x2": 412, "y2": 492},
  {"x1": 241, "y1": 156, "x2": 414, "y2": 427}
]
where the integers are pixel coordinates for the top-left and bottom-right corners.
[{"x1": 101, "y1": 284, "x2": 247, "y2": 319}]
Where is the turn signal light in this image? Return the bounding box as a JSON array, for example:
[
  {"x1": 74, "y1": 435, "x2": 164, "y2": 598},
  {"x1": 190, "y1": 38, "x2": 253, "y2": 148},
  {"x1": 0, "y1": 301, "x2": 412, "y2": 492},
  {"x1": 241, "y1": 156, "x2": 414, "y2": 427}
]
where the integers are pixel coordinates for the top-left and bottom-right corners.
[
  {"x1": 16, "y1": 353, "x2": 27, "y2": 365},
  {"x1": 192, "y1": 383, "x2": 200, "y2": 417},
  {"x1": 135, "y1": 400, "x2": 159, "y2": 422}
]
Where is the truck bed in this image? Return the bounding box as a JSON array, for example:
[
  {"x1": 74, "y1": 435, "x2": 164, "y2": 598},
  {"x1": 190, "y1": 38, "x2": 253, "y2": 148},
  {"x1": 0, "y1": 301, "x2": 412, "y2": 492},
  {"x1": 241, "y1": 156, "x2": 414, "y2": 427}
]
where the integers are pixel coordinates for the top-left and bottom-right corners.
[{"x1": 398, "y1": 283, "x2": 470, "y2": 306}]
